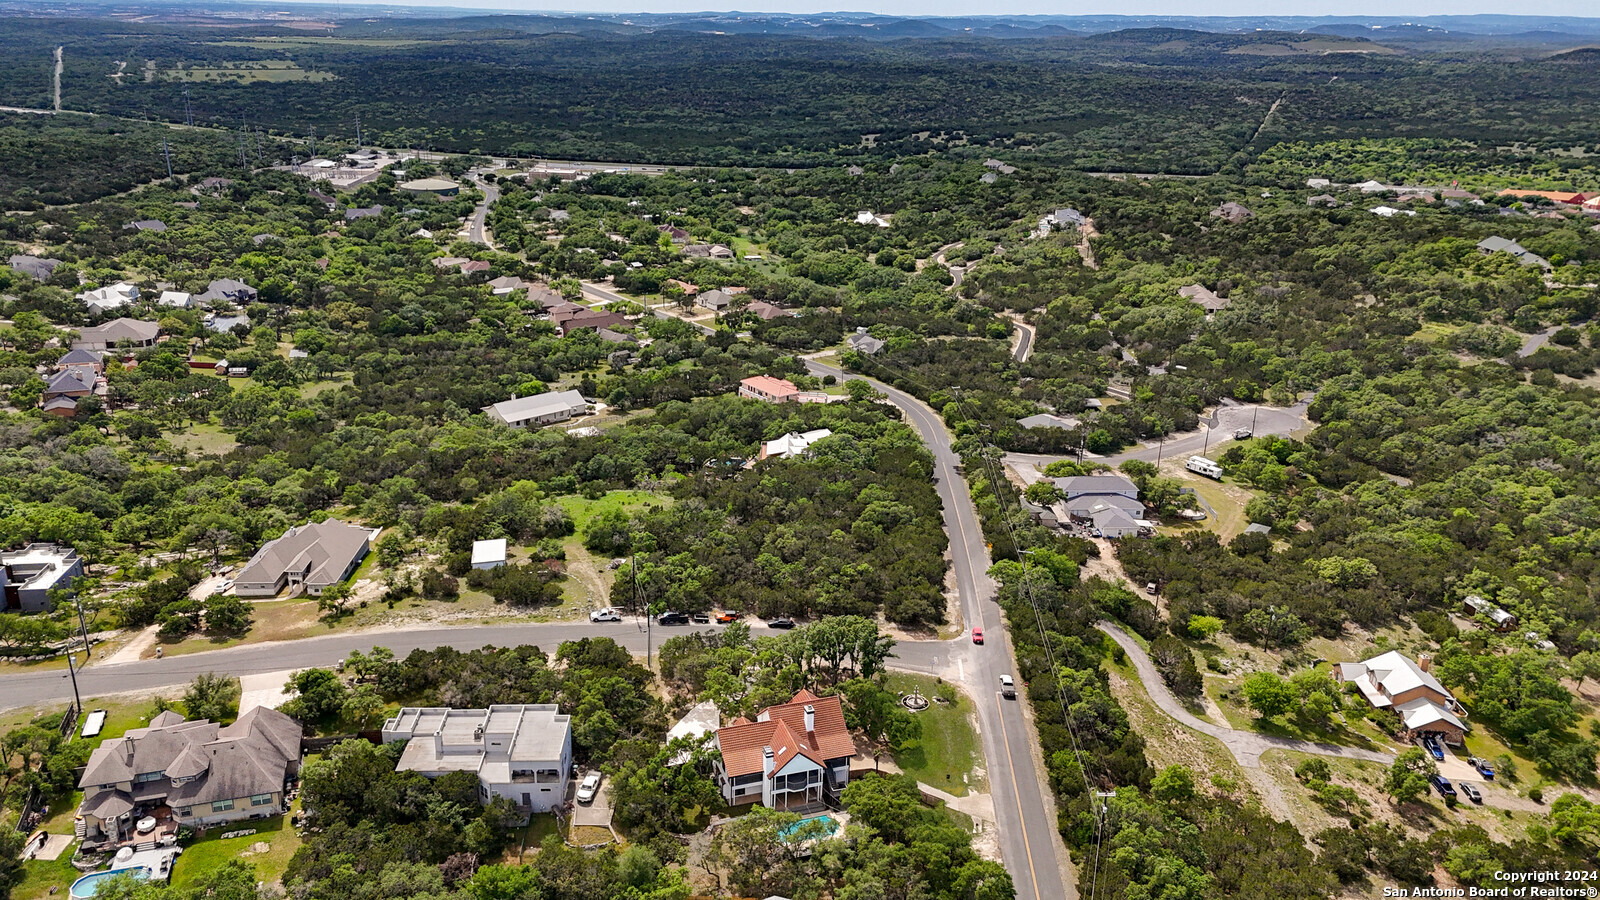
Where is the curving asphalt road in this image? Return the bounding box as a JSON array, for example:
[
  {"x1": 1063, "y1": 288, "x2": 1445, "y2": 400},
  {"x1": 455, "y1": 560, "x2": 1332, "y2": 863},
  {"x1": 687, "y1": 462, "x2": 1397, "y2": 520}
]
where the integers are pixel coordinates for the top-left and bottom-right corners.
[
  {"x1": 1097, "y1": 621, "x2": 1396, "y2": 768},
  {"x1": 806, "y1": 359, "x2": 1074, "y2": 900},
  {"x1": 465, "y1": 170, "x2": 499, "y2": 246}
]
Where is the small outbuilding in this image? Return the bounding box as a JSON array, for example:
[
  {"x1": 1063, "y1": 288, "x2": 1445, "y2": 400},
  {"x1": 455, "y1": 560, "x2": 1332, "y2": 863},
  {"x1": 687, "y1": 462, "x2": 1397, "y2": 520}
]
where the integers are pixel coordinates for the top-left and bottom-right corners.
[{"x1": 471, "y1": 539, "x2": 508, "y2": 570}]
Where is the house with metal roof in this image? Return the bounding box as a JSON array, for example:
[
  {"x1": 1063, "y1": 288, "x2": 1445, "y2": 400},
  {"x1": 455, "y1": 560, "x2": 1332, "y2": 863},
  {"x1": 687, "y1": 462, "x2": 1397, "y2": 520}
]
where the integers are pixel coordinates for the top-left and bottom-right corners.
[
  {"x1": 72, "y1": 317, "x2": 160, "y2": 351},
  {"x1": 759, "y1": 429, "x2": 833, "y2": 461},
  {"x1": 713, "y1": 690, "x2": 854, "y2": 810},
  {"x1": 1337, "y1": 651, "x2": 1467, "y2": 744},
  {"x1": 382, "y1": 705, "x2": 572, "y2": 815},
  {"x1": 483, "y1": 390, "x2": 590, "y2": 429}
]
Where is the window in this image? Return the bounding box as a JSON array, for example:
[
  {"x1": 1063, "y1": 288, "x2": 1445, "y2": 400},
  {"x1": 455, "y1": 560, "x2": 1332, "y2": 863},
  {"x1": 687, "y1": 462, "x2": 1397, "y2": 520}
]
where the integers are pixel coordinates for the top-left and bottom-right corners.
[
  {"x1": 250, "y1": 794, "x2": 274, "y2": 806},
  {"x1": 211, "y1": 799, "x2": 234, "y2": 812},
  {"x1": 733, "y1": 773, "x2": 762, "y2": 786},
  {"x1": 134, "y1": 772, "x2": 165, "y2": 784},
  {"x1": 536, "y1": 768, "x2": 560, "y2": 784}
]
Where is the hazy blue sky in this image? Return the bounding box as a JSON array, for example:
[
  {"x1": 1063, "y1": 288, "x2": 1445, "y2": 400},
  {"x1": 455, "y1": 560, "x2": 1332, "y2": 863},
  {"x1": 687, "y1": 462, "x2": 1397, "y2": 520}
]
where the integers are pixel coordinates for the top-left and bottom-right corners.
[{"x1": 316, "y1": 0, "x2": 1599, "y2": 16}]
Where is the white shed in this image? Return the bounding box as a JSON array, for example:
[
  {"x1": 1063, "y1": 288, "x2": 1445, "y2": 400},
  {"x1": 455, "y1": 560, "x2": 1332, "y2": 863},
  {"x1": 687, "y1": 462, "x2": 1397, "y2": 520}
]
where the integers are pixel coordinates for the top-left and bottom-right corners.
[{"x1": 471, "y1": 538, "x2": 508, "y2": 570}]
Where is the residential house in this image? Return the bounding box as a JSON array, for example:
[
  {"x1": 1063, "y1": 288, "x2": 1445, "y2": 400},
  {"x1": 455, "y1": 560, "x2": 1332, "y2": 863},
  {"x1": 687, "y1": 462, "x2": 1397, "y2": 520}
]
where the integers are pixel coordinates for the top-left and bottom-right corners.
[
  {"x1": 124, "y1": 220, "x2": 167, "y2": 233},
  {"x1": 846, "y1": 165, "x2": 864, "y2": 177},
  {"x1": 657, "y1": 224, "x2": 691, "y2": 243},
  {"x1": 434, "y1": 257, "x2": 469, "y2": 270},
  {"x1": 683, "y1": 244, "x2": 715, "y2": 258},
  {"x1": 667, "y1": 701, "x2": 721, "y2": 766},
  {"x1": 698, "y1": 289, "x2": 734, "y2": 312},
  {"x1": 8, "y1": 254, "x2": 61, "y2": 281},
  {"x1": 980, "y1": 172, "x2": 998, "y2": 185},
  {"x1": 197, "y1": 177, "x2": 235, "y2": 192},
  {"x1": 595, "y1": 328, "x2": 636, "y2": 346},
  {"x1": 709, "y1": 244, "x2": 734, "y2": 259},
  {"x1": 1337, "y1": 651, "x2": 1467, "y2": 745},
  {"x1": 747, "y1": 300, "x2": 796, "y2": 321},
  {"x1": 552, "y1": 307, "x2": 626, "y2": 335},
  {"x1": 234, "y1": 519, "x2": 375, "y2": 597},
  {"x1": 41, "y1": 368, "x2": 96, "y2": 406},
  {"x1": 1018, "y1": 413, "x2": 1080, "y2": 430},
  {"x1": 382, "y1": 705, "x2": 573, "y2": 815},
  {"x1": 483, "y1": 390, "x2": 591, "y2": 429},
  {"x1": 1307, "y1": 194, "x2": 1339, "y2": 207},
  {"x1": 459, "y1": 261, "x2": 491, "y2": 274},
  {"x1": 2, "y1": 543, "x2": 84, "y2": 612},
  {"x1": 1210, "y1": 202, "x2": 1252, "y2": 223},
  {"x1": 308, "y1": 189, "x2": 337, "y2": 209},
  {"x1": 471, "y1": 539, "x2": 508, "y2": 570},
  {"x1": 56, "y1": 348, "x2": 105, "y2": 375},
  {"x1": 759, "y1": 429, "x2": 833, "y2": 461},
  {"x1": 251, "y1": 234, "x2": 281, "y2": 246},
  {"x1": 1463, "y1": 595, "x2": 1518, "y2": 632},
  {"x1": 344, "y1": 205, "x2": 383, "y2": 222},
  {"x1": 713, "y1": 690, "x2": 854, "y2": 810},
  {"x1": 1179, "y1": 284, "x2": 1229, "y2": 312},
  {"x1": 196, "y1": 278, "x2": 258, "y2": 305},
  {"x1": 1053, "y1": 474, "x2": 1147, "y2": 536},
  {"x1": 157, "y1": 290, "x2": 194, "y2": 309},
  {"x1": 1477, "y1": 236, "x2": 1552, "y2": 270},
  {"x1": 526, "y1": 284, "x2": 565, "y2": 310},
  {"x1": 72, "y1": 318, "x2": 161, "y2": 352},
  {"x1": 1052, "y1": 208, "x2": 1088, "y2": 228},
  {"x1": 1370, "y1": 206, "x2": 1415, "y2": 218},
  {"x1": 76, "y1": 707, "x2": 302, "y2": 850},
  {"x1": 1243, "y1": 523, "x2": 1272, "y2": 536},
  {"x1": 846, "y1": 327, "x2": 885, "y2": 355},
  {"x1": 854, "y1": 211, "x2": 890, "y2": 228},
  {"x1": 1498, "y1": 189, "x2": 1588, "y2": 205},
  {"x1": 739, "y1": 376, "x2": 801, "y2": 404},
  {"x1": 205, "y1": 314, "x2": 250, "y2": 334},
  {"x1": 41, "y1": 397, "x2": 80, "y2": 417},
  {"x1": 398, "y1": 177, "x2": 461, "y2": 196},
  {"x1": 488, "y1": 275, "x2": 529, "y2": 296},
  {"x1": 78, "y1": 282, "x2": 140, "y2": 314}
]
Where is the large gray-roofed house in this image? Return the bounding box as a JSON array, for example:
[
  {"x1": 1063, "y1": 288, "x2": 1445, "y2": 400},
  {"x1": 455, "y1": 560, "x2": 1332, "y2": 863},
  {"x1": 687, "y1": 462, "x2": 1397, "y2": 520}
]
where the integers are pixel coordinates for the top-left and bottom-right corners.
[
  {"x1": 9, "y1": 254, "x2": 61, "y2": 281},
  {"x1": 483, "y1": 390, "x2": 590, "y2": 429},
  {"x1": 1019, "y1": 413, "x2": 1081, "y2": 430},
  {"x1": 234, "y1": 519, "x2": 374, "y2": 597},
  {"x1": 1477, "y1": 235, "x2": 1552, "y2": 270},
  {"x1": 77, "y1": 707, "x2": 301, "y2": 849},
  {"x1": 1054, "y1": 474, "x2": 1142, "y2": 519},
  {"x1": 1179, "y1": 284, "x2": 1230, "y2": 312},
  {"x1": 383, "y1": 705, "x2": 573, "y2": 814},
  {"x1": 72, "y1": 317, "x2": 161, "y2": 351},
  {"x1": 196, "y1": 278, "x2": 258, "y2": 305}
]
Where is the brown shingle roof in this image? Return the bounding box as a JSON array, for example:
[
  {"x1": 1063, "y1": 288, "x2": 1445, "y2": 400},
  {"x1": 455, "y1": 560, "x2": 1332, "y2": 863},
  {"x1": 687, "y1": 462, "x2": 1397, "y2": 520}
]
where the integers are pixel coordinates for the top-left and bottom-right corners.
[{"x1": 715, "y1": 690, "x2": 853, "y2": 777}]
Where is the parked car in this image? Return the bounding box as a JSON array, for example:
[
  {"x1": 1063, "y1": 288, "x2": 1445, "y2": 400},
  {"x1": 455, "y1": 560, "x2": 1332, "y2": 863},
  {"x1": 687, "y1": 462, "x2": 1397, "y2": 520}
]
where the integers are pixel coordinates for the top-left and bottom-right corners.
[
  {"x1": 1422, "y1": 735, "x2": 1444, "y2": 761},
  {"x1": 1430, "y1": 774, "x2": 1457, "y2": 803},
  {"x1": 690, "y1": 613, "x2": 710, "y2": 625},
  {"x1": 767, "y1": 617, "x2": 796, "y2": 630},
  {"x1": 1234, "y1": 428, "x2": 1252, "y2": 440},
  {"x1": 589, "y1": 607, "x2": 622, "y2": 623},
  {"x1": 657, "y1": 611, "x2": 689, "y2": 625},
  {"x1": 216, "y1": 579, "x2": 234, "y2": 592},
  {"x1": 999, "y1": 674, "x2": 1016, "y2": 699},
  {"x1": 1469, "y1": 756, "x2": 1496, "y2": 780},
  {"x1": 576, "y1": 773, "x2": 601, "y2": 804},
  {"x1": 1145, "y1": 582, "x2": 1158, "y2": 596},
  {"x1": 1460, "y1": 782, "x2": 1483, "y2": 804},
  {"x1": 972, "y1": 627, "x2": 984, "y2": 644},
  {"x1": 715, "y1": 611, "x2": 741, "y2": 623}
]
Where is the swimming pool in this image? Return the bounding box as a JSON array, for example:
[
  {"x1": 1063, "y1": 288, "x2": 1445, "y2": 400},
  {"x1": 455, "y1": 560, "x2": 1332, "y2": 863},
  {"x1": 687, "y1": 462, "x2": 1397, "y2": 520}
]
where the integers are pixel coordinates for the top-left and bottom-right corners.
[
  {"x1": 69, "y1": 867, "x2": 151, "y2": 898},
  {"x1": 778, "y1": 814, "x2": 839, "y2": 841}
]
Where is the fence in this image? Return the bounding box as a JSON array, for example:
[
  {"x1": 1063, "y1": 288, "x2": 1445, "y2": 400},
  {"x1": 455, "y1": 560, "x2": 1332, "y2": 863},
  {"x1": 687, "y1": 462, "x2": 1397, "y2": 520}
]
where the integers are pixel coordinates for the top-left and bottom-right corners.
[
  {"x1": 14, "y1": 786, "x2": 41, "y2": 833},
  {"x1": 59, "y1": 702, "x2": 80, "y2": 741}
]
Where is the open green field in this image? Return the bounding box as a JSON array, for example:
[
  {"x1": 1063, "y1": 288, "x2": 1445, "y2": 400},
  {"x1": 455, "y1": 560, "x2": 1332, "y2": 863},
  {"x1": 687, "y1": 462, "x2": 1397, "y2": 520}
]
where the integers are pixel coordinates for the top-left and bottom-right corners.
[
  {"x1": 162, "y1": 61, "x2": 336, "y2": 84},
  {"x1": 170, "y1": 811, "x2": 301, "y2": 888},
  {"x1": 884, "y1": 673, "x2": 985, "y2": 796},
  {"x1": 164, "y1": 423, "x2": 239, "y2": 456}
]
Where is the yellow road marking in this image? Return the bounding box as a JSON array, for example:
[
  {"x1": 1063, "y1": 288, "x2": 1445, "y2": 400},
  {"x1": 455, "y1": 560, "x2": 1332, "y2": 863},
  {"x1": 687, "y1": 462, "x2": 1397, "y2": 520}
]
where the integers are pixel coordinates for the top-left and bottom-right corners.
[{"x1": 997, "y1": 691, "x2": 1042, "y2": 900}]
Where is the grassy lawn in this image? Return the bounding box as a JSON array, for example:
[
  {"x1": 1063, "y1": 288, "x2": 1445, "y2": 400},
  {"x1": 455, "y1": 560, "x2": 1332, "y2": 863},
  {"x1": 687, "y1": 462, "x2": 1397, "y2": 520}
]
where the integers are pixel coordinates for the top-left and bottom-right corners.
[
  {"x1": 171, "y1": 811, "x2": 301, "y2": 888},
  {"x1": 1204, "y1": 677, "x2": 1394, "y2": 751},
  {"x1": 504, "y1": 814, "x2": 562, "y2": 863},
  {"x1": 165, "y1": 423, "x2": 239, "y2": 456},
  {"x1": 13, "y1": 851, "x2": 81, "y2": 900},
  {"x1": 884, "y1": 673, "x2": 985, "y2": 796}
]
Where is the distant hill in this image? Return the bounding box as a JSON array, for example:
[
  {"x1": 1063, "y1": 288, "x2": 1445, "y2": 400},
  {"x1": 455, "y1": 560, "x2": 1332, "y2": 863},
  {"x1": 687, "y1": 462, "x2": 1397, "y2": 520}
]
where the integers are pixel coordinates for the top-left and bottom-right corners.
[{"x1": 1546, "y1": 46, "x2": 1600, "y2": 63}]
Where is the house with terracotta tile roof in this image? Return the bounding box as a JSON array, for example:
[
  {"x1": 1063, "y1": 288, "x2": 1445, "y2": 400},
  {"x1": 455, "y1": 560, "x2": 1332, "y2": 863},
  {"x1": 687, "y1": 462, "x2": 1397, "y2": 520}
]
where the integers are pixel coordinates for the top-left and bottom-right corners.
[
  {"x1": 739, "y1": 375, "x2": 801, "y2": 403},
  {"x1": 1498, "y1": 189, "x2": 1588, "y2": 205},
  {"x1": 713, "y1": 690, "x2": 854, "y2": 809}
]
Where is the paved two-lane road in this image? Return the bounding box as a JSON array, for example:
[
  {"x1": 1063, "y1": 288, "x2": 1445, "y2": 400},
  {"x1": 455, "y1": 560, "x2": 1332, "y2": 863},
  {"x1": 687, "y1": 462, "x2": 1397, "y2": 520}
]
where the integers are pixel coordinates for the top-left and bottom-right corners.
[
  {"x1": 465, "y1": 171, "x2": 499, "y2": 246},
  {"x1": 806, "y1": 359, "x2": 1074, "y2": 900}
]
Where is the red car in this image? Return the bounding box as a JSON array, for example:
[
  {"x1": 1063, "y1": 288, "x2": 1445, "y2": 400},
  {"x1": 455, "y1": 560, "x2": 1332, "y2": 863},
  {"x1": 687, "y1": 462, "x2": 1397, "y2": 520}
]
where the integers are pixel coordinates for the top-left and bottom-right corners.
[
  {"x1": 715, "y1": 611, "x2": 740, "y2": 623},
  {"x1": 972, "y1": 627, "x2": 984, "y2": 644}
]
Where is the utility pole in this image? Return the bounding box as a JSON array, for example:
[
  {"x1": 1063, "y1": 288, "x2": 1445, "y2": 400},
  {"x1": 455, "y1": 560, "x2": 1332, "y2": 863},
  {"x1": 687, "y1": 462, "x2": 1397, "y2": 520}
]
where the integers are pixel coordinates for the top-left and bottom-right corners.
[
  {"x1": 64, "y1": 645, "x2": 83, "y2": 714},
  {"x1": 308, "y1": 125, "x2": 316, "y2": 159},
  {"x1": 355, "y1": 111, "x2": 362, "y2": 148},
  {"x1": 182, "y1": 87, "x2": 193, "y2": 127},
  {"x1": 73, "y1": 593, "x2": 92, "y2": 659},
  {"x1": 1155, "y1": 429, "x2": 1165, "y2": 467},
  {"x1": 162, "y1": 137, "x2": 173, "y2": 179}
]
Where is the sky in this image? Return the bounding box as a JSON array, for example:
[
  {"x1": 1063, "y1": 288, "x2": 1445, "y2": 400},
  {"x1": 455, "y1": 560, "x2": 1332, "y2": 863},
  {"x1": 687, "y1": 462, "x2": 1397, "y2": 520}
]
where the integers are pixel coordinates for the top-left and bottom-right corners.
[{"x1": 303, "y1": 0, "x2": 1600, "y2": 17}]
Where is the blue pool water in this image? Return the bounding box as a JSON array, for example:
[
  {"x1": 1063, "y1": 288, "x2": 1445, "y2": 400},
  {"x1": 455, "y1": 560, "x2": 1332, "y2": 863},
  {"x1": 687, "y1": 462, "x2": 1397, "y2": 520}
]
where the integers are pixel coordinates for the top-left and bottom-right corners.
[
  {"x1": 778, "y1": 814, "x2": 839, "y2": 841},
  {"x1": 70, "y1": 867, "x2": 152, "y2": 898}
]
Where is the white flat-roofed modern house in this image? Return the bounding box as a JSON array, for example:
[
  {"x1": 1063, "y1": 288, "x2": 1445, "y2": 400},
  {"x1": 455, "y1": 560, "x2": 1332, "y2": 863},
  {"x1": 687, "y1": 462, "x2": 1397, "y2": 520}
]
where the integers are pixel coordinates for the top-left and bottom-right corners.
[
  {"x1": 2, "y1": 543, "x2": 85, "y2": 612},
  {"x1": 482, "y1": 390, "x2": 590, "y2": 429},
  {"x1": 382, "y1": 705, "x2": 572, "y2": 815}
]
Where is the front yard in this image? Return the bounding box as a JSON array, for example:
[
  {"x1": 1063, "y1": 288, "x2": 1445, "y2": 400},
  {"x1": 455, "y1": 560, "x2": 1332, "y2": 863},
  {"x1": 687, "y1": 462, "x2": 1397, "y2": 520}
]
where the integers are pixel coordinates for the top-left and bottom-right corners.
[{"x1": 884, "y1": 673, "x2": 985, "y2": 796}]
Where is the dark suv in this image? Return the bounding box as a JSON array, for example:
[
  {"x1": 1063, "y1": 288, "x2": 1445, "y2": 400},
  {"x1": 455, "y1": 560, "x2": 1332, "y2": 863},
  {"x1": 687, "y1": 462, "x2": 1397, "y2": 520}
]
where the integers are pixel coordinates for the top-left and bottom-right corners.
[
  {"x1": 1430, "y1": 774, "x2": 1457, "y2": 804},
  {"x1": 657, "y1": 611, "x2": 689, "y2": 625}
]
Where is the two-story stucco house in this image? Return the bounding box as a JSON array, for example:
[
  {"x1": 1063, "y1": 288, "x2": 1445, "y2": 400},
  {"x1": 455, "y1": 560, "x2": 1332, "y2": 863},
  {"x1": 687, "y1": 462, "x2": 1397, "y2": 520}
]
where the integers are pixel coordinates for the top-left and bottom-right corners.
[{"x1": 382, "y1": 705, "x2": 573, "y2": 816}]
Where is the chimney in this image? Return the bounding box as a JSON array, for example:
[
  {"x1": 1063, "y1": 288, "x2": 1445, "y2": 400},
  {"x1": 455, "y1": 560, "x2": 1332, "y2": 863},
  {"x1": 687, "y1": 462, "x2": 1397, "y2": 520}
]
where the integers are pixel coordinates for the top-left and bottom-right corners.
[
  {"x1": 762, "y1": 747, "x2": 774, "y2": 777},
  {"x1": 804, "y1": 704, "x2": 815, "y2": 733},
  {"x1": 1417, "y1": 653, "x2": 1433, "y2": 673}
]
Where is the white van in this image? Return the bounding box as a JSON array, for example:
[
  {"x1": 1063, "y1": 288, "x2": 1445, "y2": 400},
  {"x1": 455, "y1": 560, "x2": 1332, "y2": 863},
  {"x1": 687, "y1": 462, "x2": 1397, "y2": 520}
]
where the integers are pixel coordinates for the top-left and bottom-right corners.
[{"x1": 1186, "y1": 456, "x2": 1224, "y2": 479}]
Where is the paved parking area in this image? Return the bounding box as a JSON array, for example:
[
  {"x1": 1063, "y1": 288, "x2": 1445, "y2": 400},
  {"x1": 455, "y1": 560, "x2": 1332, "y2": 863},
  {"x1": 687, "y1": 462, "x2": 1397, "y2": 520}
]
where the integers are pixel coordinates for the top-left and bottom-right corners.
[
  {"x1": 238, "y1": 669, "x2": 299, "y2": 715},
  {"x1": 570, "y1": 774, "x2": 614, "y2": 830}
]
